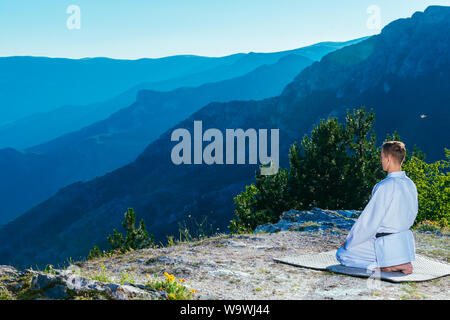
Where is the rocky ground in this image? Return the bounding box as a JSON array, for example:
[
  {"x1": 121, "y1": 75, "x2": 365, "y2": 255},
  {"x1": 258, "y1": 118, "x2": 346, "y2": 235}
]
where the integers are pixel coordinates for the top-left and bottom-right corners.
[{"x1": 1, "y1": 208, "x2": 449, "y2": 300}]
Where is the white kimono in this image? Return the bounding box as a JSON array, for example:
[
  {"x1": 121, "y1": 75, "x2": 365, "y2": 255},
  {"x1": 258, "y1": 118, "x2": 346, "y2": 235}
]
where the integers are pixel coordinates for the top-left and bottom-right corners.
[{"x1": 336, "y1": 170, "x2": 418, "y2": 270}]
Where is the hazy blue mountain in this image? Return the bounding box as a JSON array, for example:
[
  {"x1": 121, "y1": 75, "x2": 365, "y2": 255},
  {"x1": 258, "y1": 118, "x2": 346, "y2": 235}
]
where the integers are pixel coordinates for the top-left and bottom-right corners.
[
  {"x1": 0, "y1": 39, "x2": 365, "y2": 149},
  {"x1": 0, "y1": 53, "x2": 315, "y2": 226},
  {"x1": 0, "y1": 55, "x2": 244, "y2": 126},
  {"x1": 1, "y1": 6, "x2": 448, "y2": 268}
]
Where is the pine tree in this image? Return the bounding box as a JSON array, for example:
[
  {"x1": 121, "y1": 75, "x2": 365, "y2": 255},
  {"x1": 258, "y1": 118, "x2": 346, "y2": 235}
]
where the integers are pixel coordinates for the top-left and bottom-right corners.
[
  {"x1": 107, "y1": 208, "x2": 154, "y2": 252},
  {"x1": 343, "y1": 107, "x2": 384, "y2": 209}
]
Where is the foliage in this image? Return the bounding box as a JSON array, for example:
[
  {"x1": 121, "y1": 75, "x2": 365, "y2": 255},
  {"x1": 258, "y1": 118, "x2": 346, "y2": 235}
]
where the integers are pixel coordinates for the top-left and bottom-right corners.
[
  {"x1": 43, "y1": 264, "x2": 56, "y2": 275},
  {"x1": 177, "y1": 214, "x2": 216, "y2": 243},
  {"x1": 88, "y1": 208, "x2": 154, "y2": 259},
  {"x1": 90, "y1": 263, "x2": 112, "y2": 283},
  {"x1": 230, "y1": 169, "x2": 290, "y2": 233},
  {"x1": 415, "y1": 220, "x2": 442, "y2": 233},
  {"x1": 0, "y1": 288, "x2": 12, "y2": 300},
  {"x1": 88, "y1": 246, "x2": 104, "y2": 260},
  {"x1": 145, "y1": 272, "x2": 195, "y2": 300},
  {"x1": 120, "y1": 270, "x2": 135, "y2": 285},
  {"x1": 108, "y1": 208, "x2": 154, "y2": 252},
  {"x1": 403, "y1": 149, "x2": 449, "y2": 227}
]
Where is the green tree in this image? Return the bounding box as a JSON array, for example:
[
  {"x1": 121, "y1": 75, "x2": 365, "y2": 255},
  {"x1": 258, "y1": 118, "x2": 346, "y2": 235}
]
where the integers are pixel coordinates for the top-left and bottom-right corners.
[
  {"x1": 288, "y1": 107, "x2": 383, "y2": 211},
  {"x1": 342, "y1": 107, "x2": 384, "y2": 209},
  {"x1": 229, "y1": 168, "x2": 290, "y2": 233},
  {"x1": 108, "y1": 208, "x2": 154, "y2": 252},
  {"x1": 88, "y1": 208, "x2": 154, "y2": 259},
  {"x1": 288, "y1": 115, "x2": 349, "y2": 209},
  {"x1": 403, "y1": 148, "x2": 449, "y2": 227}
]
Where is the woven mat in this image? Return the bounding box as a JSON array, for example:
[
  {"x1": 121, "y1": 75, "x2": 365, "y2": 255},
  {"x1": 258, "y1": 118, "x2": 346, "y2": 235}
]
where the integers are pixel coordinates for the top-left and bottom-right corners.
[{"x1": 273, "y1": 250, "x2": 450, "y2": 283}]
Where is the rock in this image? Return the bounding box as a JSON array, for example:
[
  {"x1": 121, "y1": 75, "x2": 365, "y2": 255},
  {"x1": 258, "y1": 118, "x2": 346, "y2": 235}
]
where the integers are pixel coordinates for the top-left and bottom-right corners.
[
  {"x1": 43, "y1": 284, "x2": 69, "y2": 299},
  {"x1": 31, "y1": 273, "x2": 58, "y2": 291},
  {"x1": 210, "y1": 269, "x2": 249, "y2": 277},
  {"x1": 221, "y1": 240, "x2": 246, "y2": 248},
  {"x1": 27, "y1": 269, "x2": 164, "y2": 300},
  {"x1": 111, "y1": 285, "x2": 159, "y2": 300},
  {"x1": 149, "y1": 255, "x2": 187, "y2": 265},
  {"x1": 198, "y1": 294, "x2": 218, "y2": 300},
  {"x1": 0, "y1": 265, "x2": 20, "y2": 278},
  {"x1": 254, "y1": 207, "x2": 359, "y2": 234},
  {"x1": 65, "y1": 274, "x2": 105, "y2": 292}
]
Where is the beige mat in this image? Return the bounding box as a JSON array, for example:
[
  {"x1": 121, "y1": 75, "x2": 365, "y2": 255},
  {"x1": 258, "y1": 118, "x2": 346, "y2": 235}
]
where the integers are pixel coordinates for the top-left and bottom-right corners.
[{"x1": 274, "y1": 250, "x2": 450, "y2": 283}]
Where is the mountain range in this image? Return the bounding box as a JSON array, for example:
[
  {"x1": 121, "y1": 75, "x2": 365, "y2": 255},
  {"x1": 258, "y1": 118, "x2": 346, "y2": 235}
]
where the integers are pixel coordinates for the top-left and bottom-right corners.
[
  {"x1": 0, "y1": 6, "x2": 449, "y2": 268},
  {"x1": 0, "y1": 39, "x2": 363, "y2": 150},
  {"x1": 0, "y1": 40, "x2": 364, "y2": 226}
]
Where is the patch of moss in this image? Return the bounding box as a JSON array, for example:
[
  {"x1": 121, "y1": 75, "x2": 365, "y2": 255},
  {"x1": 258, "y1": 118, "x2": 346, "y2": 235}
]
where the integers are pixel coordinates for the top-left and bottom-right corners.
[
  {"x1": 0, "y1": 276, "x2": 11, "y2": 282},
  {"x1": 400, "y1": 283, "x2": 427, "y2": 300},
  {"x1": 67, "y1": 288, "x2": 112, "y2": 300},
  {"x1": 0, "y1": 287, "x2": 12, "y2": 300},
  {"x1": 142, "y1": 266, "x2": 163, "y2": 274},
  {"x1": 145, "y1": 256, "x2": 161, "y2": 265}
]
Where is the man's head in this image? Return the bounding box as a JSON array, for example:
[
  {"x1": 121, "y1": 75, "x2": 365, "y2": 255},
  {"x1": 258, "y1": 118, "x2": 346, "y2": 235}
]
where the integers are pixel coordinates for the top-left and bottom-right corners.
[{"x1": 381, "y1": 141, "x2": 406, "y2": 172}]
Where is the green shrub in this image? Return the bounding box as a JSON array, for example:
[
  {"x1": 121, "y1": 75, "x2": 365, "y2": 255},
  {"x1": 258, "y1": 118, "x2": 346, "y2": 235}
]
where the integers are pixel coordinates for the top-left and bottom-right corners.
[
  {"x1": 108, "y1": 208, "x2": 154, "y2": 252},
  {"x1": 230, "y1": 168, "x2": 290, "y2": 233},
  {"x1": 403, "y1": 149, "x2": 449, "y2": 227},
  {"x1": 88, "y1": 208, "x2": 154, "y2": 259}
]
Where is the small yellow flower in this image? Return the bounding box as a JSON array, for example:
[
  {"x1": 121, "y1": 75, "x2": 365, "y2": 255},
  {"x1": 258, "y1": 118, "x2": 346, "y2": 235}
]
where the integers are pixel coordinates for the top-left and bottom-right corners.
[
  {"x1": 178, "y1": 279, "x2": 185, "y2": 282},
  {"x1": 49, "y1": 265, "x2": 53, "y2": 269},
  {"x1": 145, "y1": 274, "x2": 150, "y2": 278},
  {"x1": 159, "y1": 287, "x2": 163, "y2": 290},
  {"x1": 190, "y1": 289, "x2": 196, "y2": 294}
]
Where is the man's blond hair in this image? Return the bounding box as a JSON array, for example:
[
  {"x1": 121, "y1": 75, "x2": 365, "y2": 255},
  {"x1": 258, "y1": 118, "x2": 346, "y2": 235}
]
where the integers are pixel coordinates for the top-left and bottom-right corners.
[{"x1": 382, "y1": 140, "x2": 406, "y2": 165}]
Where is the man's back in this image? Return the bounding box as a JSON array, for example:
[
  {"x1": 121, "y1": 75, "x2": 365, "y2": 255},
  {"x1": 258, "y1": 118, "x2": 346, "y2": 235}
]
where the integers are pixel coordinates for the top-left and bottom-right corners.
[
  {"x1": 337, "y1": 170, "x2": 419, "y2": 270},
  {"x1": 376, "y1": 171, "x2": 418, "y2": 234}
]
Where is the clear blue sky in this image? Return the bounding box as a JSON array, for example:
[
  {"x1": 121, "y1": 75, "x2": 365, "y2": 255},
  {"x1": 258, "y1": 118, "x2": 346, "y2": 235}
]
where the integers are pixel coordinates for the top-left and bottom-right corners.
[{"x1": 0, "y1": 0, "x2": 448, "y2": 59}]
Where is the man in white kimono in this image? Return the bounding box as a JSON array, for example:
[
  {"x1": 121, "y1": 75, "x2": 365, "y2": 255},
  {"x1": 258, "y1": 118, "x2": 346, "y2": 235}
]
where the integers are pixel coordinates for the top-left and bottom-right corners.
[{"x1": 336, "y1": 141, "x2": 418, "y2": 274}]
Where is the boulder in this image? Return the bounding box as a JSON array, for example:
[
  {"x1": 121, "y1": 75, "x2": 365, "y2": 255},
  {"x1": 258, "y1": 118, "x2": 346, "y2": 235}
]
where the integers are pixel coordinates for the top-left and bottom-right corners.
[
  {"x1": 254, "y1": 207, "x2": 360, "y2": 234},
  {"x1": 27, "y1": 269, "x2": 166, "y2": 300}
]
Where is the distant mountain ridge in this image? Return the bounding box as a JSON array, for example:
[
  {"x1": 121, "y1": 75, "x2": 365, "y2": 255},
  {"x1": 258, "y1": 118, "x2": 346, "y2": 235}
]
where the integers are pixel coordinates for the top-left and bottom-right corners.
[
  {"x1": 0, "y1": 39, "x2": 364, "y2": 149},
  {"x1": 0, "y1": 6, "x2": 448, "y2": 268},
  {"x1": 0, "y1": 39, "x2": 364, "y2": 226},
  {"x1": 0, "y1": 52, "x2": 315, "y2": 226},
  {"x1": 0, "y1": 55, "x2": 240, "y2": 125}
]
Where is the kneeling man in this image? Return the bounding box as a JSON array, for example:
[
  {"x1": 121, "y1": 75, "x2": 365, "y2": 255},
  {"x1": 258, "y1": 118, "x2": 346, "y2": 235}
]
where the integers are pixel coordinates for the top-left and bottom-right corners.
[{"x1": 336, "y1": 141, "x2": 418, "y2": 274}]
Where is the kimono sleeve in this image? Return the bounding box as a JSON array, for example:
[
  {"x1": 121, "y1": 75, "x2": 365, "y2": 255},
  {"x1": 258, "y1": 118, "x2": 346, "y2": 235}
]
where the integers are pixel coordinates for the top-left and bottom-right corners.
[{"x1": 345, "y1": 181, "x2": 394, "y2": 249}]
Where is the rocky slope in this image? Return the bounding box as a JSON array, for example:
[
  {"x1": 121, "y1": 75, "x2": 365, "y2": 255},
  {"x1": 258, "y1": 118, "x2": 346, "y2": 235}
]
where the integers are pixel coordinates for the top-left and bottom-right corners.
[{"x1": 0, "y1": 208, "x2": 448, "y2": 300}]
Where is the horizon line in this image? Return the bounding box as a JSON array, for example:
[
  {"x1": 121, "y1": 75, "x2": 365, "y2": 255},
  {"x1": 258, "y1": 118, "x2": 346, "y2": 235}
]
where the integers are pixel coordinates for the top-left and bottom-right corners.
[{"x1": 0, "y1": 36, "x2": 372, "y2": 61}]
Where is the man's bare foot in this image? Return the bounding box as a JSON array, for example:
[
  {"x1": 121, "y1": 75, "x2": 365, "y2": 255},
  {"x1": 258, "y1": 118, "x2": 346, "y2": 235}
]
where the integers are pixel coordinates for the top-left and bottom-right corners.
[{"x1": 380, "y1": 262, "x2": 413, "y2": 274}]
